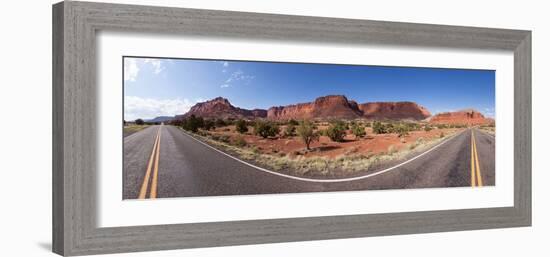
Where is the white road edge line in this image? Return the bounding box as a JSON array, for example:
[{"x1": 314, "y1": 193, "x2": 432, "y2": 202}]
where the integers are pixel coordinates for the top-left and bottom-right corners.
[{"x1": 179, "y1": 128, "x2": 467, "y2": 183}]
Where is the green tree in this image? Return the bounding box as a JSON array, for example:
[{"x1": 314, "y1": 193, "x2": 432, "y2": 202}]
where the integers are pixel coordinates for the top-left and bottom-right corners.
[
  {"x1": 182, "y1": 115, "x2": 203, "y2": 133},
  {"x1": 326, "y1": 121, "x2": 346, "y2": 142},
  {"x1": 135, "y1": 118, "x2": 144, "y2": 125},
  {"x1": 297, "y1": 120, "x2": 319, "y2": 150},
  {"x1": 171, "y1": 119, "x2": 183, "y2": 127},
  {"x1": 235, "y1": 119, "x2": 248, "y2": 134},
  {"x1": 254, "y1": 121, "x2": 279, "y2": 138}
]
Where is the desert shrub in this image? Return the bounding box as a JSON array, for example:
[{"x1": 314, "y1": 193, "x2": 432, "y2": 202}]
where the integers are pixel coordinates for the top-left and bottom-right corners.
[
  {"x1": 440, "y1": 132, "x2": 445, "y2": 138},
  {"x1": 254, "y1": 121, "x2": 280, "y2": 138},
  {"x1": 296, "y1": 120, "x2": 319, "y2": 150},
  {"x1": 218, "y1": 135, "x2": 230, "y2": 143},
  {"x1": 404, "y1": 122, "x2": 420, "y2": 131},
  {"x1": 135, "y1": 118, "x2": 144, "y2": 125},
  {"x1": 326, "y1": 121, "x2": 346, "y2": 142},
  {"x1": 395, "y1": 124, "x2": 409, "y2": 137},
  {"x1": 372, "y1": 121, "x2": 387, "y2": 134},
  {"x1": 235, "y1": 119, "x2": 248, "y2": 134},
  {"x1": 436, "y1": 124, "x2": 448, "y2": 129},
  {"x1": 232, "y1": 135, "x2": 247, "y2": 147},
  {"x1": 351, "y1": 123, "x2": 366, "y2": 138},
  {"x1": 215, "y1": 118, "x2": 227, "y2": 127},
  {"x1": 284, "y1": 124, "x2": 296, "y2": 137},
  {"x1": 227, "y1": 118, "x2": 238, "y2": 125},
  {"x1": 365, "y1": 122, "x2": 372, "y2": 128},
  {"x1": 203, "y1": 119, "x2": 215, "y2": 131},
  {"x1": 424, "y1": 125, "x2": 432, "y2": 132},
  {"x1": 386, "y1": 123, "x2": 396, "y2": 133},
  {"x1": 288, "y1": 119, "x2": 299, "y2": 126}
]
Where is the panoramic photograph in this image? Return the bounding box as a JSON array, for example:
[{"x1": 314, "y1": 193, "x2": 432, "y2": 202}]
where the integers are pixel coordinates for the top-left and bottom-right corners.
[{"x1": 123, "y1": 57, "x2": 496, "y2": 200}]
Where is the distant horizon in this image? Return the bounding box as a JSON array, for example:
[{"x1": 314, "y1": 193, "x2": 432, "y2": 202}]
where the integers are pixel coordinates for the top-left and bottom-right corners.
[{"x1": 124, "y1": 57, "x2": 495, "y2": 121}]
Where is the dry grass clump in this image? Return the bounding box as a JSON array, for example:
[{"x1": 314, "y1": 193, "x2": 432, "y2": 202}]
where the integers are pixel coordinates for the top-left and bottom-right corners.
[{"x1": 123, "y1": 125, "x2": 149, "y2": 136}]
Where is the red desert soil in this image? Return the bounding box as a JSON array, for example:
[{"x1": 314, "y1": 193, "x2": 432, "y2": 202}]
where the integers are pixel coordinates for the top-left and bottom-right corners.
[{"x1": 207, "y1": 125, "x2": 460, "y2": 159}]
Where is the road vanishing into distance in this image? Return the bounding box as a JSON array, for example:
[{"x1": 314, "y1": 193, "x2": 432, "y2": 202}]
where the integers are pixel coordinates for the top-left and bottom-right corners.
[{"x1": 123, "y1": 125, "x2": 495, "y2": 199}]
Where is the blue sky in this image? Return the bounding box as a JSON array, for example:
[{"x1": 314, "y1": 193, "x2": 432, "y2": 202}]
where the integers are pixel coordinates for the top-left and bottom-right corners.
[{"x1": 123, "y1": 57, "x2": 495, "y2": 121}]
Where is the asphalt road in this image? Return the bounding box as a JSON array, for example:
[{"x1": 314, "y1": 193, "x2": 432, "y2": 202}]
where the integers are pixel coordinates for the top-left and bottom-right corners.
[{"x1": 123, "y1": 125, "x2": 495, "y2": 199}]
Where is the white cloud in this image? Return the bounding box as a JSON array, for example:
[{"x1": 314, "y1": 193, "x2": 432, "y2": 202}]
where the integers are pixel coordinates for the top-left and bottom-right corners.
[
  {"x1": 220, "y1": 84, "x2": 230, "y2": 88},
  {"x1": 124, "y1": 96, "x2": 195, "y2": 121},
  {"x1": 225, "y1": 70, "x2": 254, "y2": 84},
  {"x1": 143, "y1": 59, "x2": 165, "y2": 74},
  {"x1": 124, "y1": 58, "x2": 166, "y2": 82},
  {"x1": 124, "y1": 58, "x2": 139, "y2": 82}
]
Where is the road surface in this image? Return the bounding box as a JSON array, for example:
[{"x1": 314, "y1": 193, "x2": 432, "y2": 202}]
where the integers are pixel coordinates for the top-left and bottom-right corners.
[{"x1": 123, "y1": 125, "x2": 495, "y2": 199}]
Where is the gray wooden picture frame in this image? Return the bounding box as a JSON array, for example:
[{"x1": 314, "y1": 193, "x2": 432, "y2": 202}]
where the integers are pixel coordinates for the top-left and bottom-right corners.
[{"x1": 52, "y1": 1, "x2": 531, "y2": 256}]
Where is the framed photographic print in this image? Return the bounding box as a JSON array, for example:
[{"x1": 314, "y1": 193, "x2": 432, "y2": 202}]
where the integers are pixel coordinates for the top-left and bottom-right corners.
[{"x1": 52, "y1": 1, "x2": 531, "y2": 256}]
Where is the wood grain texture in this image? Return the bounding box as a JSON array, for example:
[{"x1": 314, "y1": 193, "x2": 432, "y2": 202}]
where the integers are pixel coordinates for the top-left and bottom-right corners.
[
  {"x1": 52, "y1": 2, "x2": 65, "y2": 255},
  {"x1": 52, "y1": 1, "x2": 531, "y2": 256}
]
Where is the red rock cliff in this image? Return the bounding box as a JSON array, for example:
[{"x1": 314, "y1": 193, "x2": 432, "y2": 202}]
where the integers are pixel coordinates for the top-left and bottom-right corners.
[
  {"x1": 358, "y1": 102, "x2": 431, "y2": 120},
  {"x1": 178, "y1": 95, "x2": 433, "y2": 121},
  {"x1": 267, "y1": 96, "x2": 430, "y2": 121},
  {"x1": 267, "y1": 95, "x2": 363, "y2": 120},
  {"x1": 429, "y1": 109, "x2": 493, "y2": 125}
]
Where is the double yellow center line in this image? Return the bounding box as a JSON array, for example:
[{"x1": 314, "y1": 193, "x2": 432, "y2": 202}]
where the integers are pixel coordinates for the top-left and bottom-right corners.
[
  {"x1": 470, "y1": 129, "x2": 483, "y2": 187},
  {"x1": 138, "y1": 125, "x2": 162, "y2": 199}
]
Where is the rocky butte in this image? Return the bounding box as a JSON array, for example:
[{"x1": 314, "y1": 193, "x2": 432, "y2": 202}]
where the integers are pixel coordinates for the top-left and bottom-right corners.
[
  {"x1": 175, "y1": 97, "x2": 267, "y2": 120},
  {"x1": 358, "y1": 102, "x2": 431, "y2": 120},
  {"x1": 267, "y1": 95, "x2": 363, "y2": 120},
  {"x1": 429, "y1": 109, "x2": 494, "y2": 125}
]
